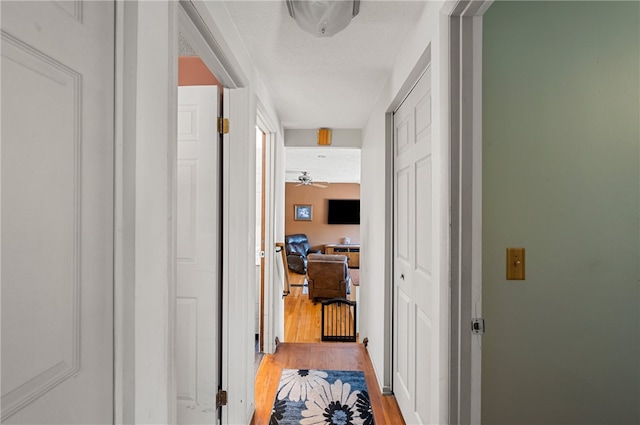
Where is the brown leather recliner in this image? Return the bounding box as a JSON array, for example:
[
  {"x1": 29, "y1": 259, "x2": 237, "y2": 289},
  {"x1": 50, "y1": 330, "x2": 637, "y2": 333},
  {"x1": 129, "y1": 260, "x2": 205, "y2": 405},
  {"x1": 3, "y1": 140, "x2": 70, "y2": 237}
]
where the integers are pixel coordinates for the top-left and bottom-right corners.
[{"x1": 306, "y1": 254, "x2": 351, "y2": 303}]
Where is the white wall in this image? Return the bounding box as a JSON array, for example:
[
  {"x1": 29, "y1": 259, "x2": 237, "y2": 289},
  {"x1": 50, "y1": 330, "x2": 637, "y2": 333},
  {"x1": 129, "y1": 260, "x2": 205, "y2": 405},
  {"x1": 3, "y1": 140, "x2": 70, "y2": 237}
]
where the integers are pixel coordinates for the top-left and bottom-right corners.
[{"x1": 359, "y1": 1, "x2": 446, "y2": 414}]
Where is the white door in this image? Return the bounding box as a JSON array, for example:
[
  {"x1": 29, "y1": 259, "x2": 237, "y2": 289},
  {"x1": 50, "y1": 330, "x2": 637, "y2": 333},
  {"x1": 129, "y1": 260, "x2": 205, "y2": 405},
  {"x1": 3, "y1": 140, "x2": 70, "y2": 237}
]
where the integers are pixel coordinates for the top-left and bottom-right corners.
[
  {"x1": 176, "y1": 85, "x2": 221, "y2": 423},
  {"x1": 1, "y1": 1, "x2": 114, "y2": 423},
  {"x1": 393, "y1": 66, "x2": 437, "y2": 424}
]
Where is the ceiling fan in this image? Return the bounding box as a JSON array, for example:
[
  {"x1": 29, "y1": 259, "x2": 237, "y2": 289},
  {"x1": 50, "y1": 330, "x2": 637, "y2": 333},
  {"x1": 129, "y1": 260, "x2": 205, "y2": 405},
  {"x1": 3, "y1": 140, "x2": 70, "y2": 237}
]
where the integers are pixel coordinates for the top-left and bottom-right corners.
[{"x1": 295, "y1": 171, "x2": 328, "y2": 188}]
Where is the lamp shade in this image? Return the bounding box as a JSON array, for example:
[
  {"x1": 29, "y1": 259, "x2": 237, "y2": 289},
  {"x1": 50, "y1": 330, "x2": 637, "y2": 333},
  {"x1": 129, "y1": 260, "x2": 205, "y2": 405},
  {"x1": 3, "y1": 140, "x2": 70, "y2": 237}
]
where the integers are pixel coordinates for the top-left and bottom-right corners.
[{"x1": 286, "y1": 0, "x2": 360, "y2": 37}]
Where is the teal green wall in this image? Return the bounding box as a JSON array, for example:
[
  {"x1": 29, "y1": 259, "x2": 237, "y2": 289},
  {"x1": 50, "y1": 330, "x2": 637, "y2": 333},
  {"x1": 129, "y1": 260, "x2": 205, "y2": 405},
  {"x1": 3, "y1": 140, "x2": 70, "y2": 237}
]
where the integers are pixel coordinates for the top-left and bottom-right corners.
[{"x1": 482, "y1": 2, "x2": 640, "y2": 424}]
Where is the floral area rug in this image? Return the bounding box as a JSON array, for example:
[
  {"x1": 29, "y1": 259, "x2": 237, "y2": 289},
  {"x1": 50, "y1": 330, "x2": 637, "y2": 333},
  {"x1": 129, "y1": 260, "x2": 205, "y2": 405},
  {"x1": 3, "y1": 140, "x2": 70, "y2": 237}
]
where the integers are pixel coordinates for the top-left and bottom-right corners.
[{"x1": 270, "y1": 369, "x2": 375, "y2": 425}]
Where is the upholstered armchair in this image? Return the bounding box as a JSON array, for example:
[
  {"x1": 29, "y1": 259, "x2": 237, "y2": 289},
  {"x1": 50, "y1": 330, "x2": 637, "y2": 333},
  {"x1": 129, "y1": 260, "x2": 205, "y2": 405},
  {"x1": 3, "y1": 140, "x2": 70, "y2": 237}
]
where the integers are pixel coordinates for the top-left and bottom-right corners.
[
  {"x1": 284, "y1": 234, "x2": 321, "y2": 274},
  {"x1": 306, "y1": 254, "x2": 351, "y2": 303}
]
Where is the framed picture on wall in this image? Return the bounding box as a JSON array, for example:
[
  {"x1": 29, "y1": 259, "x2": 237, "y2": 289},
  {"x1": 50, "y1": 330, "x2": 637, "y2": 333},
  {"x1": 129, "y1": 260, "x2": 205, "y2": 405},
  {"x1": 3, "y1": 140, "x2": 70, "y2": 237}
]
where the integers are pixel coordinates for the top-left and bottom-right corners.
[{"x1": 294, "y1": 204, "x2": 313, "y2": 221}]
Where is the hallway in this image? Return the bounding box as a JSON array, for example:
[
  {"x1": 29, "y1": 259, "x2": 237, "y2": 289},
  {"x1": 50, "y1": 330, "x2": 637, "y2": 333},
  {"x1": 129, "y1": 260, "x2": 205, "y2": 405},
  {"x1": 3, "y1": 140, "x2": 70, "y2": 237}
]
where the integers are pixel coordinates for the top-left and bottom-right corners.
[
  {"x1": 251, "y1": 270, "x2": 402, "y2": 423},
  {"x1": 252, "y1": 343, "x2": 405, "y2": 425}
]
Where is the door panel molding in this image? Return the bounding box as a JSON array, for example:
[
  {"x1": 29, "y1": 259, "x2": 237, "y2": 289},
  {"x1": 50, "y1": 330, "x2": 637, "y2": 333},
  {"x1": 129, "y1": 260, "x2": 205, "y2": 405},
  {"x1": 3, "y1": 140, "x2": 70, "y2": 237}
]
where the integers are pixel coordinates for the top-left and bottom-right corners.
[
  {"x1": 176, "y1": 160, "x2": 198, "y2": 264},
  {"x1": 176, "y1": 85, "x2": 220, "y2": 424},
  {"x1": 2, "y1": 1, "x2": 114, "y2": 422},
  {"x1": 392, "y1": 64, "x2": 434, "y2": 425},
  {"x1": 176, "y1": 297, "x2": 198, "y2": 403},
  {"x1": 52, "y1": 0, "x2": 82, "y2": 23},
  {"x1": 1, "y1": 33, "x2": 83, "y2": 419}
]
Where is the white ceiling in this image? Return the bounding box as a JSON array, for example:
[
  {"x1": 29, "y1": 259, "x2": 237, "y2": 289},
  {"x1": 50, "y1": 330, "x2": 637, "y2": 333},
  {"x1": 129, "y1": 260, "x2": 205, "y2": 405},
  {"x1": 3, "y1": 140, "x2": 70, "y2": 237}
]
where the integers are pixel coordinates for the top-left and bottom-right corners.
[
  {"x1": 223, "y1": 0, "x2": 426, "y2": 129},
  {"x1": 285, "y1": 148, "x2": 361, "y2": 183}
]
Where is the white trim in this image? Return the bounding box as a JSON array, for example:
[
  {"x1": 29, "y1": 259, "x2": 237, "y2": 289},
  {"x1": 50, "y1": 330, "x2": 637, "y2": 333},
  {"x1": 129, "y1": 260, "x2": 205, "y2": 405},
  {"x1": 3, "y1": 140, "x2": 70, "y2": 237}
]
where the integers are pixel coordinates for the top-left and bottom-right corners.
[
  {"x1": 114, "y1": 2, "x2": 135, "y2": 423},
  {"x1": 222, "y1": 88, "x2": 232, "y2": 425},
  {"x1": 175, "y1": 2, "x2": 256, "y2": 423},
  {"x1": 445, "y1": 2, "x2": 492, "y2": 424},
  {"x1": 470, "y1": 15, "x2": 484, "y2": 425},
  {"x1": 382, "y1": 111, "x2": 394, "y2": 395},
  {"x1": 257, "y1": 100, "x2": 279, "y2": 134},
  {"x1": 256, "y1": 104, "x2": 279, "y2": 355},
  {"x1": 115, "y1": 1, "x2": 179, "y2": 423},
  {"x1": 222, "y1": 87, "x2": 256, "y2": 425},
  {"x1": 177, "y1": 0, "x2": 247, "y2": 88}
]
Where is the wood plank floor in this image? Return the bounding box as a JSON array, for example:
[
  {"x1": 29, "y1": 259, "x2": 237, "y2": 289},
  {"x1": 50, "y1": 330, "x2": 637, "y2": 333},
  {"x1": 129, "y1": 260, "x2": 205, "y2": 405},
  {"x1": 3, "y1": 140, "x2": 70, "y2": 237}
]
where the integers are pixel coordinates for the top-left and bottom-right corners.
[
  {"x1": 251, "y1": 270, "x2": 405, "y2": 424},
  {"x1": 251, "y1": 343, "x2": 405, "y2": 425},
  {"x1": 284, "y1": 270, "x2": 358, "y2": 343},
  {"x1": 284, "y1": 270, "x2": 324, "y2": 343}
]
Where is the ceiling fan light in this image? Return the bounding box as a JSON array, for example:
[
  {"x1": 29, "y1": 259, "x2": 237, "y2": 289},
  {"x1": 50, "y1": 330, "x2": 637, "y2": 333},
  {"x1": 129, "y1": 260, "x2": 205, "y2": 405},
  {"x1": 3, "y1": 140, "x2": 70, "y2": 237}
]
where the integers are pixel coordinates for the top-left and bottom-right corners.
[{"x1": 286, "y1": 0, "x2": 360, "y2": 37}]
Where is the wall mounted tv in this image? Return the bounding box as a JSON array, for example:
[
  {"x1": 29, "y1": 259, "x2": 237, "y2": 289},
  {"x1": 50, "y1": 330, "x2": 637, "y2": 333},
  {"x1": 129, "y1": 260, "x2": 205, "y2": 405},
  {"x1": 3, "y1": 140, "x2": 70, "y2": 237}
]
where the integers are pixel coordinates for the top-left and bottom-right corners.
[{"x1": 327, "y1": 199, "x2": 360, "y2": 225}]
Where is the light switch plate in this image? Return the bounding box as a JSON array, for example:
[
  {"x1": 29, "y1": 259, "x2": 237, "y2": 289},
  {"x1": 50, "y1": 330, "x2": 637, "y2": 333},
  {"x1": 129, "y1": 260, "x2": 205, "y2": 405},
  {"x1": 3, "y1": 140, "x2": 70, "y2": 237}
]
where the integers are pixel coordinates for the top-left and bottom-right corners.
[{"x1": 506, "y1": 247, "x2": 525, "y2": 280}]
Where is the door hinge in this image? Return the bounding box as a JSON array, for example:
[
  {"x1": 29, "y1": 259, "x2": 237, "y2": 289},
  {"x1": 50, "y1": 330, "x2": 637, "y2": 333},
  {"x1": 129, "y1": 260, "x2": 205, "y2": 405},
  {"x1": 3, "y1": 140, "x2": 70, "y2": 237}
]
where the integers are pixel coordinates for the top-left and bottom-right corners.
[
  {"x1": 217, "y1": 117, "x2": 229, "y2": 134},
  {"x1": 216, "y1": 389, "x2": 228, "y2": 408},
  {"x1": 471, "y1": 318, "x2": 485, "y2": 335}
]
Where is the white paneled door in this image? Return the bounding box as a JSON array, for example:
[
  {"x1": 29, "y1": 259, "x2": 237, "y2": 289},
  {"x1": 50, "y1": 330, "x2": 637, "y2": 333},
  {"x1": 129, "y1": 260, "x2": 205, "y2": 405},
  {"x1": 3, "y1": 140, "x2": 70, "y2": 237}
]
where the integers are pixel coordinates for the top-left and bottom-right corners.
[
  {"x1": 1, "y1": 1, "x2": 114, "y2": 423},
  {"x1": 177, "y1": 85, "x2": 221, "y2": 423},
  {"x1": 393, "y1": 66, "x2": 436, "y2": 424}
]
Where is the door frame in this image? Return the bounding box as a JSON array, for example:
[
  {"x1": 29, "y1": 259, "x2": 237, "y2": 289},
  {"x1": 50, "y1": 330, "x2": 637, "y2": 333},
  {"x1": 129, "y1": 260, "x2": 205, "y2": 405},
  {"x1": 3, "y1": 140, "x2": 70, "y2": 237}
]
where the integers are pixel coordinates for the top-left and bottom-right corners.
[
  {"x1": 114, "y1": 1, "x2": 261, "y2": 423},
  {"x1": 114, "y1": 2, "x2": 180, "y2": 423},
  {"x1": 443, "y1": 1, "x2": 492, "y2": 424},
  {"x1": 381, "y1": 2, "x2": 492, "y2": 423},
  {"x1": 177, "y1": 2, "x2": 261, "y2": 424},
  {"x1": 258, "y1": 129, "x2": 267, "y2": 353},
  {"x1": 257, "y1": 103, "x2": 279, "y2": 355}
]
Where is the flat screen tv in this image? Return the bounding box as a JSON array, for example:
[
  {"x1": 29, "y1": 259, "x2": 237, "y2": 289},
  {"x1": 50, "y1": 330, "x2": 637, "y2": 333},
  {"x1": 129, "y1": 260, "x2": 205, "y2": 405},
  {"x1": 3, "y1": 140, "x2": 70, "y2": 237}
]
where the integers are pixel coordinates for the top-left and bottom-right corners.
[{"x1": 327, "y1": 199, "x2": 360, "y2": 225}]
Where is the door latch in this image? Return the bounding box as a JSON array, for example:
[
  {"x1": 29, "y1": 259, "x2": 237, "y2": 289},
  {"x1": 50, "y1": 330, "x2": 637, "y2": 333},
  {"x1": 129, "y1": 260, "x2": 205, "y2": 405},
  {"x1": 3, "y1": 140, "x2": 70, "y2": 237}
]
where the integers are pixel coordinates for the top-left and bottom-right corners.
[{"x1": 471, "y1": 318, "x2": 485, "y2": 335}]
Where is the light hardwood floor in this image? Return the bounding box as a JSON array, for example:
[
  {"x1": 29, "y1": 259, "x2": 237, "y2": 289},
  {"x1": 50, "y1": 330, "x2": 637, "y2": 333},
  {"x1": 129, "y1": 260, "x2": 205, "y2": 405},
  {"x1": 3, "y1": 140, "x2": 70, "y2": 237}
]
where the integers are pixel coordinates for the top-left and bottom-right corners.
[
  {"x1": 252, "y1": 343, "x2": 405, "y2": 425},
  {"x1": 284, "y1": 269, "x2": 358, "y2": 343},
  {"x1": 284, "y1": 271, "x2": 327, "y2": 343},
  {"x1": 251, "y1": 270, "x2": 405, "y2": 424}
]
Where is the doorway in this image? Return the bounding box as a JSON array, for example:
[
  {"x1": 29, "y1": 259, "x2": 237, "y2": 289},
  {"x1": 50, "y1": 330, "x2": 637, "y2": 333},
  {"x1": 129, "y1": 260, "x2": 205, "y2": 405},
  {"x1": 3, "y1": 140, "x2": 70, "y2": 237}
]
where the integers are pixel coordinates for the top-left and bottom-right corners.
[
  {"x1": 255, "y1": 127, "x2": 266, "y2": 364},
  {"x1": 391, "y1": 64, "x2": 441, "y2": 425},
  {"x1": 114, "y1": 2, "x2": 261, "y2": 423},
  {"x1": 282, "y1": 146, "x2": 362, "y2": 342},
  {"x1": 175, "y1": 44, "x2": 223, "y2": 423}
]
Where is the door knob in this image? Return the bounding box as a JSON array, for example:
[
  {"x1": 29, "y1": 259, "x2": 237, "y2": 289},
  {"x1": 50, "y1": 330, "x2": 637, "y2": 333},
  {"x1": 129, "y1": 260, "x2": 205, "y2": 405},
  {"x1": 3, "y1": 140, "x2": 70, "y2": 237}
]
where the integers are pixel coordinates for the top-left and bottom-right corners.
[{"x1": 400, "y1": 273, "x2": 405, "y2": 280}]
